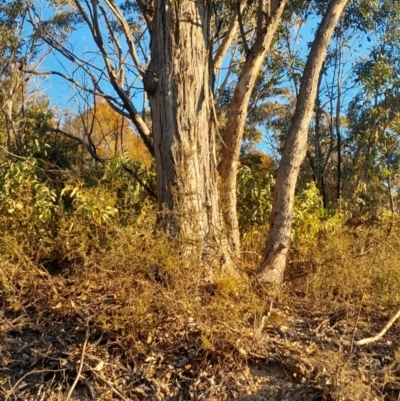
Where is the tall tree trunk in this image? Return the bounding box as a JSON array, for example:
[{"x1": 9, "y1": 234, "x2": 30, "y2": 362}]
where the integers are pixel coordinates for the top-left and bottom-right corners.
[
  {"x1": 335, "y1": 69, "x2": 343, "y2": 207},
  {"x1": 218, "y1": 0, "x2": 287, "y2": 258},
  {"x1": 257, "y1": 0, "x2": 349, "y2": 285},
  {"x1": 145, "y1": 0, "x2": 230, "y2": 264},
  {"x1": 313, "y1": 64, "x2": 328, "y2": 207},
  {"x1": 331, "y1": 28, "x2": 344, "y2": 207},
  {"x1": 336, "y1": 109, "x2": 342, "y2": 205}
]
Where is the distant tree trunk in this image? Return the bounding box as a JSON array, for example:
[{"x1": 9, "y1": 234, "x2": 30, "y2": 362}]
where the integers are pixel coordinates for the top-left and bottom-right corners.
[
  {"x1": 336, "y1": 112, "x2": 342, "y2": 204},
  {"x1": 1, "y1": 65, "x2": 24, "y2": 152},
  {"x1": 218, "y1": 0, "x2": 287, "y2": 258},
  {"x1": 335, "y1": 71, "x2": 343, "y2": 206},
  {"x1": 145, "y1": 0, "x2": 231, "y2": 265},
  {"x1": 257, "y1": 0, "x2": 349, "y2": 285},
  {"x1": 312, "y1": 65, "x2": 328, "y2": 208}
]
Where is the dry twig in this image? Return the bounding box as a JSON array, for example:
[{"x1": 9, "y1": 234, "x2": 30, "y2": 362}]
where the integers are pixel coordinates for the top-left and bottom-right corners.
[
  {"x1": 64, "y1": 321, "x2": 90, "y2": 401},
  {"x1": 354, "y1": 307, "x2": 400, "y2": 346}
]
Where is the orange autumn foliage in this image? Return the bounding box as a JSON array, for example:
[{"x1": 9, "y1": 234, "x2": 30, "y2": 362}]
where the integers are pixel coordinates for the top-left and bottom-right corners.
[{"x1": 74, "y1": 99, "x2": 152, "y2": 167}]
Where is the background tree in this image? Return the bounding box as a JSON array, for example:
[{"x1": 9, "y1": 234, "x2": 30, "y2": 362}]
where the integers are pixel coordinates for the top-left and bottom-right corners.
[
  {"x1": 0, "y1": 0, "x2": 47, "y2": 152},
  {"x1": 62, "y1": 99, "x2": 152, "y2": 166}
]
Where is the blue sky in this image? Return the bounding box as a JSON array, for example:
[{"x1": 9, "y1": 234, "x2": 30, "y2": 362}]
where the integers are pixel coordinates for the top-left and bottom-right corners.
[{"x1": 37, "y1": 5, "x2": 372, "y2": 145}]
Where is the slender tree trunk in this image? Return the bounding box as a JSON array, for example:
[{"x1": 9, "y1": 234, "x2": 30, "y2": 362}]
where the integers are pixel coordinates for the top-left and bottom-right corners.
[
  {"x1": 257, "y1": 0, "x2": 349, "y2": 285},
  {"x1": 145, "y1": 0, "x2": 230, "y2": 265},
  {"x1": 313, "y1": 65, "x2": 328, "y2": 207},
  {"x1": 2, "y1": 65, "x2": 24, "y2": 152},
  {"x1": 218, "y1": 0, "x2": 287, "y2": 258},
  {"x1": 336, "y1": 113, "x2": 342, "y2": 204},
  {"x1": 387, "y1": 177, "x2": 395, "y2": 214},
  {"x1": 332, "y1": 27, "x2": 344, "y2": 207},
  {"x1": 336, "y1": 76, "x2": 343, "y2": 207}
]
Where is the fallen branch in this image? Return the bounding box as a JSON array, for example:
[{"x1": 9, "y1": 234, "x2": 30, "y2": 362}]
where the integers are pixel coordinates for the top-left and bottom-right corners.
[{"x1": 354, "y1": 307, "x2": 400, "y2": 346}]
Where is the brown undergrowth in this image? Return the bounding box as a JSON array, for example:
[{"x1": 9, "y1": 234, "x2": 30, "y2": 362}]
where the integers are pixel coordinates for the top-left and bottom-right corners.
[{"x1": 1, "y1": 214, "x2": 400, "y2": 400}]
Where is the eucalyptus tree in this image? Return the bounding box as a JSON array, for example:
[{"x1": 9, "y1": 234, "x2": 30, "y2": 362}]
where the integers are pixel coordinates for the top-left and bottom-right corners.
[
  {"x1": 27, "y1": 0, "x2": 289, "y2": 267},
  {"x1": 0, "y1": 0, "x2": 46, "y2": 152},
  {"x1": 27, "y1": 0, "x2": 351, "y2": 280},
  {"x1": 344, "y1": 0, "x2": 400, "y2": 215},
  {"x1": 256, "y1": 0, "x2": 349, "y2": 284}
]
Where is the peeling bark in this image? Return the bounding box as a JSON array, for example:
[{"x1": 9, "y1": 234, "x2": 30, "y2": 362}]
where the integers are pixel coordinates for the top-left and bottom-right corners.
[{"x1": 147, "y1": 0, "x2": 231, "y2": 267}]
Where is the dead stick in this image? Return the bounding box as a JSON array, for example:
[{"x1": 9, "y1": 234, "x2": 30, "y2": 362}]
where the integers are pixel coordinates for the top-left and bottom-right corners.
[
  {"x1": 65, "y1": 321, "x2": 90, "y2": 401},
  {"x1": 354, "y1": 307, "x2": 400, "y2": 346},
  {"x1": 5, "y1": 369, "x2": 65, "y2": 401},
  {"x1": 90, "y1": 370, "x2": 130, "y2": 401}
]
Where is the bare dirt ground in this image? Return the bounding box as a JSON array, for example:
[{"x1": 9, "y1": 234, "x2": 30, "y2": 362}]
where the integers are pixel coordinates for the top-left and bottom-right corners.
[{"x1": 1, "y1": 278, "x2": 399, "y2": 401}]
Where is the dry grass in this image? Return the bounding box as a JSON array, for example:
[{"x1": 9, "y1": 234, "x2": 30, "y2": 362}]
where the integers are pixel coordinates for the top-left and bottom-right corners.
[{"x1": 1, "y1": 202, "x2": 400, "y2": 399}]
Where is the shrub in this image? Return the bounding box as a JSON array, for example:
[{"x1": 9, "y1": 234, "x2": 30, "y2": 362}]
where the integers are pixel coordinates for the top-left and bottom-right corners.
[{"x1": 0, "y1": 157, "x2": 58, "y2": 257}]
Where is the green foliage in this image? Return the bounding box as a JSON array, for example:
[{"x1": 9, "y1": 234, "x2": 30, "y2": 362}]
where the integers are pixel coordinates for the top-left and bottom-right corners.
[
  {"x1": 61, "y1": 182, "x2": 118, "y2": 224},
  {"x1": 0, "y1": 146, "x2": 156, "y2": 266},
  {"x1": 0, "y1": 157, "x2": 58, "y2": 255},
  {"x1": 238, "y1": 170, "x2": 343, "y2": 250},
  {"x1": 292, "y1": 182, "x2": 343, "y2": 248},
  {"x1": 237, "y1": 165, "x2": 274, "y2": 230},
  {"x1": 101, "y1": 155, "x2": 157, "y2": 226},
  {"x1": 0, "y1": 157, "x2": 266, "y2": 361},
  {"x1": 20, "y1": 102, "x2": 79, "y2": 170},
  {"x1": 52, "y1": 155, "x2": 156, "y2": 263}
]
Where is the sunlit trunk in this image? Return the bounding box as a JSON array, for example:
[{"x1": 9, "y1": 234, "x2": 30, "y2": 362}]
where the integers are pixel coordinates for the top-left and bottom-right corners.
[
  {"x1": 218, "y1": 0, "x2": 287, "y2": 259},
  {"x1": 145, "y1": 0, "x2": 231, "y2": 266},
  {"x1": 257, "y1": 0, "x2": 350, "y2": 285}
]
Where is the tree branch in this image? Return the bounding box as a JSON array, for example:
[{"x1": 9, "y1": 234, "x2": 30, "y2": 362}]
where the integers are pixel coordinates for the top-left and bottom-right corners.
[
  {"x1": 121, "y1": 163, "x2": 157, "y2": 199},
  {"x1": 213, "y1": 8, "x2": 239, "y2": 74},
  {"x1": 237, "y1": 1, "x2": 249, "y2": 55},
  {"x1": 27, "y1": 4, "x2": 154, "y2": 155},
  {"x1": 52, "y1": 128, "x2": 157, "y2": 199},
  {"x1": 103, "y1": 0, "x2": 145, "y2": 74},
  {"x1": 51, "y1": 127, "x2": 104, "y2": 163}
]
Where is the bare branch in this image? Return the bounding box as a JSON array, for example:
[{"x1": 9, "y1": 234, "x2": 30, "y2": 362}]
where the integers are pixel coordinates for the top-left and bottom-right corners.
[
  {"x1": 65, "y1": 321, "x2": 90, "y2": 401},
  {"x1": 75, "y1": 1, "x2": 153, "y2": 152},
  {"x1": 121, "y1": 163, "x2": 157, "y2": 199},
  {"x1": 51, "y1": 127, "x2": 104, "y2": 163},
  {"x1": 354, "y1": 308, "x2": 400, "y2": 346},
  {"x1": 237, "y1": 1, "x2": 249, "y2": 56},
  {"x1": 27, "y1": 2, "x2": 153, "y2": 154},
  {"x1": 213, "y1": 9, "x2": 239, "y2": 74},
  {"x1": 103, "y1": 0, "x2": 145, "y2": 74},
  {"x1": 25, "y1": 69, "x2": 117, "y2": 103},
  {"x1": 97, "y1": 3, "x2": 126, "y2": 85}
]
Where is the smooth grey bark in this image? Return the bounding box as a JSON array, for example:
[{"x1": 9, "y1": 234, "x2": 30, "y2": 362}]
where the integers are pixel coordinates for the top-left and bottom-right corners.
[{"x1": 257, "y1": 0, "x2": 350, "y2": 285}]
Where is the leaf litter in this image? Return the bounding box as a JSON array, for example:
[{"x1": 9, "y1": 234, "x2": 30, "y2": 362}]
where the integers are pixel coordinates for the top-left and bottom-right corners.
[{"x1": 0, "y1": 268, "x2": 399, "y2": 401}]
